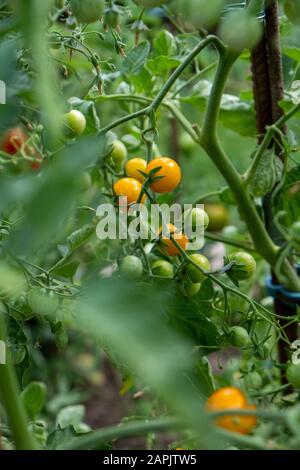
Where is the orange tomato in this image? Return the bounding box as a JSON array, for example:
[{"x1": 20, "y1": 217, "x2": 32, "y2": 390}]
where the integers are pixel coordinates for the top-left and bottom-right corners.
[
  {"x1": 113, "y1": 177, "x2": 146, "y2": 205},
  {"x1": 1, "y1": 127, "x2": 28, "y2": 155},
  {"x1": 147, "y1": 157, "x2": 181, "y2": 193},
  {"x1": 125, "y1": 158, "x2": 147, "y2": 183},
  {"x1": 206, "y1": 387, "x2": 257, "y2": 434},
  {"x1": 158, "y1": 223, "x2": 189, "y2": 256}
]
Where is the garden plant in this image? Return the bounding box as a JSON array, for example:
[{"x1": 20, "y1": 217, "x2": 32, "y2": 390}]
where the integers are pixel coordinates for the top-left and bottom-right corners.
[{"x1": 1, "y1": 0, "x2": 300, "y2": 452}]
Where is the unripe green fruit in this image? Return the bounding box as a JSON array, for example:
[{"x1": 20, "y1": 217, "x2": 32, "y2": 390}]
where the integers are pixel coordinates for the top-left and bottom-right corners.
[
  {"x1": 180, "y1": 132, "x2": 196, "y2": 153},
  {"x1": 110, "y1": 140, "x2": 127, "y2": 172},
  {"x1": 119, "y1": 255, "x2": 143, "y2": 280},
  {"x1": 219, "y1": 11, "x2": 263, "y2": 53},
  {"x1": 244, "y1": 371, "x2": 263, "y2": 391},
  {"x1": 63, "y1": 110, "x2": 86, "y2": 137},
  {"x1": 27, "y1": 287, "x2": 59, "y2": 317},
  {"x1": 229, "y1": 252, "x2": 256, "y2": 281},
  {"x1": 286, "y1": 362, "x2": 300, "y2": 388},
  {"x1": 187, "y1": 208, "x2": 209, "y2": 232},
  {"x1": 70, "y1": 0, "x2": 104, "y2": 24},
  {"x1": 151, "y1": 259, "x2": 174, "y2": 278},
  {"x1": 182, "y1": 281, "x2": 201, "y2": 298},
  {"x1": 186, "y1": 253, "x2": 211, "y2": 283},
  {"x1": 229, "y1": 326, "x2": 251, "y2": 348}
]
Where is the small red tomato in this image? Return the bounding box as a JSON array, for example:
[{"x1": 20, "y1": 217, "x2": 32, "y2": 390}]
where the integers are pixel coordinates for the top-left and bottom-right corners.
[{"x1": 1, "y1": 127, "x2": 28, "y2": 155}]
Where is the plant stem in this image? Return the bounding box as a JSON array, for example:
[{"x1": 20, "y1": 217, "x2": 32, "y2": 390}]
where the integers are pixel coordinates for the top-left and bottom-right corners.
[
  {"x1": 205, "y1": 232, "x2": 255, "y2": 252},
  {"x1": 150, "y1": 36, "x2": 225, "y2": 112},
  {"x1": 59, "y1": 418, "x2": 179, "y2": 450},
  {"x1": 0, "y1": 312, "x2": 37, "y2": 450}
]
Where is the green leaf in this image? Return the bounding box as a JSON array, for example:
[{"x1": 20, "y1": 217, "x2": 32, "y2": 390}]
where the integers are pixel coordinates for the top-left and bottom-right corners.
[
  {"x1": 283, "y1": 47, "x2": 300, "y2": 62},
  {"x1": 121, "y1": 41, "x2": 150, "y2": 75},
  {"x1": 52, "y1": 261, "x2": 80, "y2": 280},
  {"x1": 21, "y1": 381, "x2": 47, "y2": 420},
  {"x1": 56, "y1": 405, "x2": 85, "y2": 430},
  {"x1": 277, "y1": 165, "x2": 300, "y2": 224},
  {"x1": 47, "y1": 426, "x2": 77, "y2": 450},
  {"x1": 147, "y1": 56, "x2": 181, "y2": 77},
  {"x1": 153, "y1": 30, "x2": 177, "y2": 56},
  {"x1": 249, "y1": 149, "x2": 284, "y2": 197}
]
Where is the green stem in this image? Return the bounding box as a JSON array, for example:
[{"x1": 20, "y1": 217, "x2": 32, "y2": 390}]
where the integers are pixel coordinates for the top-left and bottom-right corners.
[
  {"x1": 171, "y1": 61, "x2": 218, "y2": 98},
  {"x1": 0, "y1": 312, "x2": 37, "y2": 450},
  {"x1": 59, "y1": 418, "x2": 179, "y2": 450},
  {"x1": 205, "y1": 232, "x2": 256, "y2": 252},
  {"x1": 200, "y1": 52, "x2": 300, "y2": 290},
  {"x1": 150, "y1": 36, "x2": 225, "y2": 112}
]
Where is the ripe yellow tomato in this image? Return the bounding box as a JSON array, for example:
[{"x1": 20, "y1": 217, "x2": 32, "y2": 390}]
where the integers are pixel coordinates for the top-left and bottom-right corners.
[
  {"x1": 125, "y1": 158, "x2": 147, "y2": 183},
  {"x1": 147, "y1": 157, "x2": 181, "y2": 194},
  {"x1": 206, "y1": 387, "x2": 257, "y2": 435},
  {"x1": 113, "y1": 177, "x2": 146, "y2": 205},
  {"x1": 158, "y1": 224, "x2": 189, "y2": 256}
]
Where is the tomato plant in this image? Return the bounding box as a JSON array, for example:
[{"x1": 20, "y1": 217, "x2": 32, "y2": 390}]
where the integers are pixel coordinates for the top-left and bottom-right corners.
[{"x1": 1, "y1": 0, "x2": 300, "y2": 455}]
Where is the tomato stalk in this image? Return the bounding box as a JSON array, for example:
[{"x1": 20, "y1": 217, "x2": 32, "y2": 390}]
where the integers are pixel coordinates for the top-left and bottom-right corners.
[{"x1": 0, "y1": 313, "x2": 37, "y2": 450}]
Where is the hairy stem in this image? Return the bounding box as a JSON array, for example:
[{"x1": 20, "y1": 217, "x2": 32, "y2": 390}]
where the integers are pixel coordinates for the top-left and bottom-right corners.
[{"x1": 0, "y1": 312, "x2": 37, "y2": 450}]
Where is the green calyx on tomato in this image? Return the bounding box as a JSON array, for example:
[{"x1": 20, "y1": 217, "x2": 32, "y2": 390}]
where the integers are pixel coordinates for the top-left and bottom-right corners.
[
  {"x1": 151, "y1": 259, "x2": 174, "y2": 278},
  {"x1": 228, "y1": 252, "x2": 256, "y2": 281},
  {"x1": 119, "y1": 255, "x2": 143, "y2": 280},
  {"x1": 27, "y1": 287, "x2": 60, "y2": 317},
  {"x1": 186, "y1": 253, "x2": 211, "y2": 283},
  {"x1": 286, "y1": 362, "x2": 300, "y2": 388},
  {"x1": 228, "y1": 326, "x2": 251, "y2": 348},
  {"x1": 63, "y1": 110, "x2": 86, "y2": 137},
  {"x1": 70, "y1": 0, "x2": 104, "y2": 24}
]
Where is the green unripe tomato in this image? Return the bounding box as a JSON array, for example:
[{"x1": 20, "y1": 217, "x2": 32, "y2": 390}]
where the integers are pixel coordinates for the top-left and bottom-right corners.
[
  {"x1": 180, "y1": 132, "x2": 196, "y2": 153},
  {"x1": 110, "y1": 140, "x2": 127, "y2": 171},
  {"x1": 182, "y1": 281, "x2": 201, "y2": 298},
  {"x1": 7, "y1": 344, "x2": 26, "y2": 365},
  {"x1": 205, "y1": 204, "x2": 230, "y2": 232},
  {"x1": 134, "y1": 0, "x2": 167, "y2": 7},
  {"x1": 76, "y1": 171, "x2": 92, "y2": 193},
  {"x1": 104, "y1": 9, "x2": 120, "y2": 29},
  {"x1": 27, "y1": 287, "x2": 59, "y2": 317},
  {"x1": 244, "y1": 371, "x2": 263, "y2": 391},
  {"x1": 186, "y1": 253, "x2": 211, "y2": 283},
  {"x1": 284, "y1": 0, "x2": 300, "y2": 26},
  {"x1": 219, "y1": 11, "x2": 263, "y2": 53},
  {"x1": 286, "y1": 362, "x2": 300, "y2": 388},
  {"x1": 151, "y1": 259, "x2": 174, "y2": 278},
  {"x1": 229, "y1": 326, "x2": 251, "y2": 348},
  {"x1": 63, "y1": 110, "x2": 86, "y2": 137},
  {"x1": 119, "y1": 255, "x2": 143, "y2": 280},
  {"x1": 70, "y1": 0, "x2": 104, "y2": 24},
  {"x1": 187, "y1": 208, "x2": 209, "y2": 232},
  {"x1": 229, "y1": 252, "x2": 256, "y2": 281}
]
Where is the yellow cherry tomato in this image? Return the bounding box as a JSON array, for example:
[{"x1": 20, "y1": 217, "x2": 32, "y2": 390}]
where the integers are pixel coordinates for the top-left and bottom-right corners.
[
  {"x1": 125, "y1": 158, "x2": 147, "y2": 183},
  {"x1": 206, "y1": 387, "x2": 257, "y2": 435},
  {"x1": 113, "y1": 177, "x2": 146, "y2": 205},
  {"x1": 158, "y1": 223, "x2": 189, "y2": 256},
  {"x1": 147, "y1": 157, "x2": 181, "y2": 194}
]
